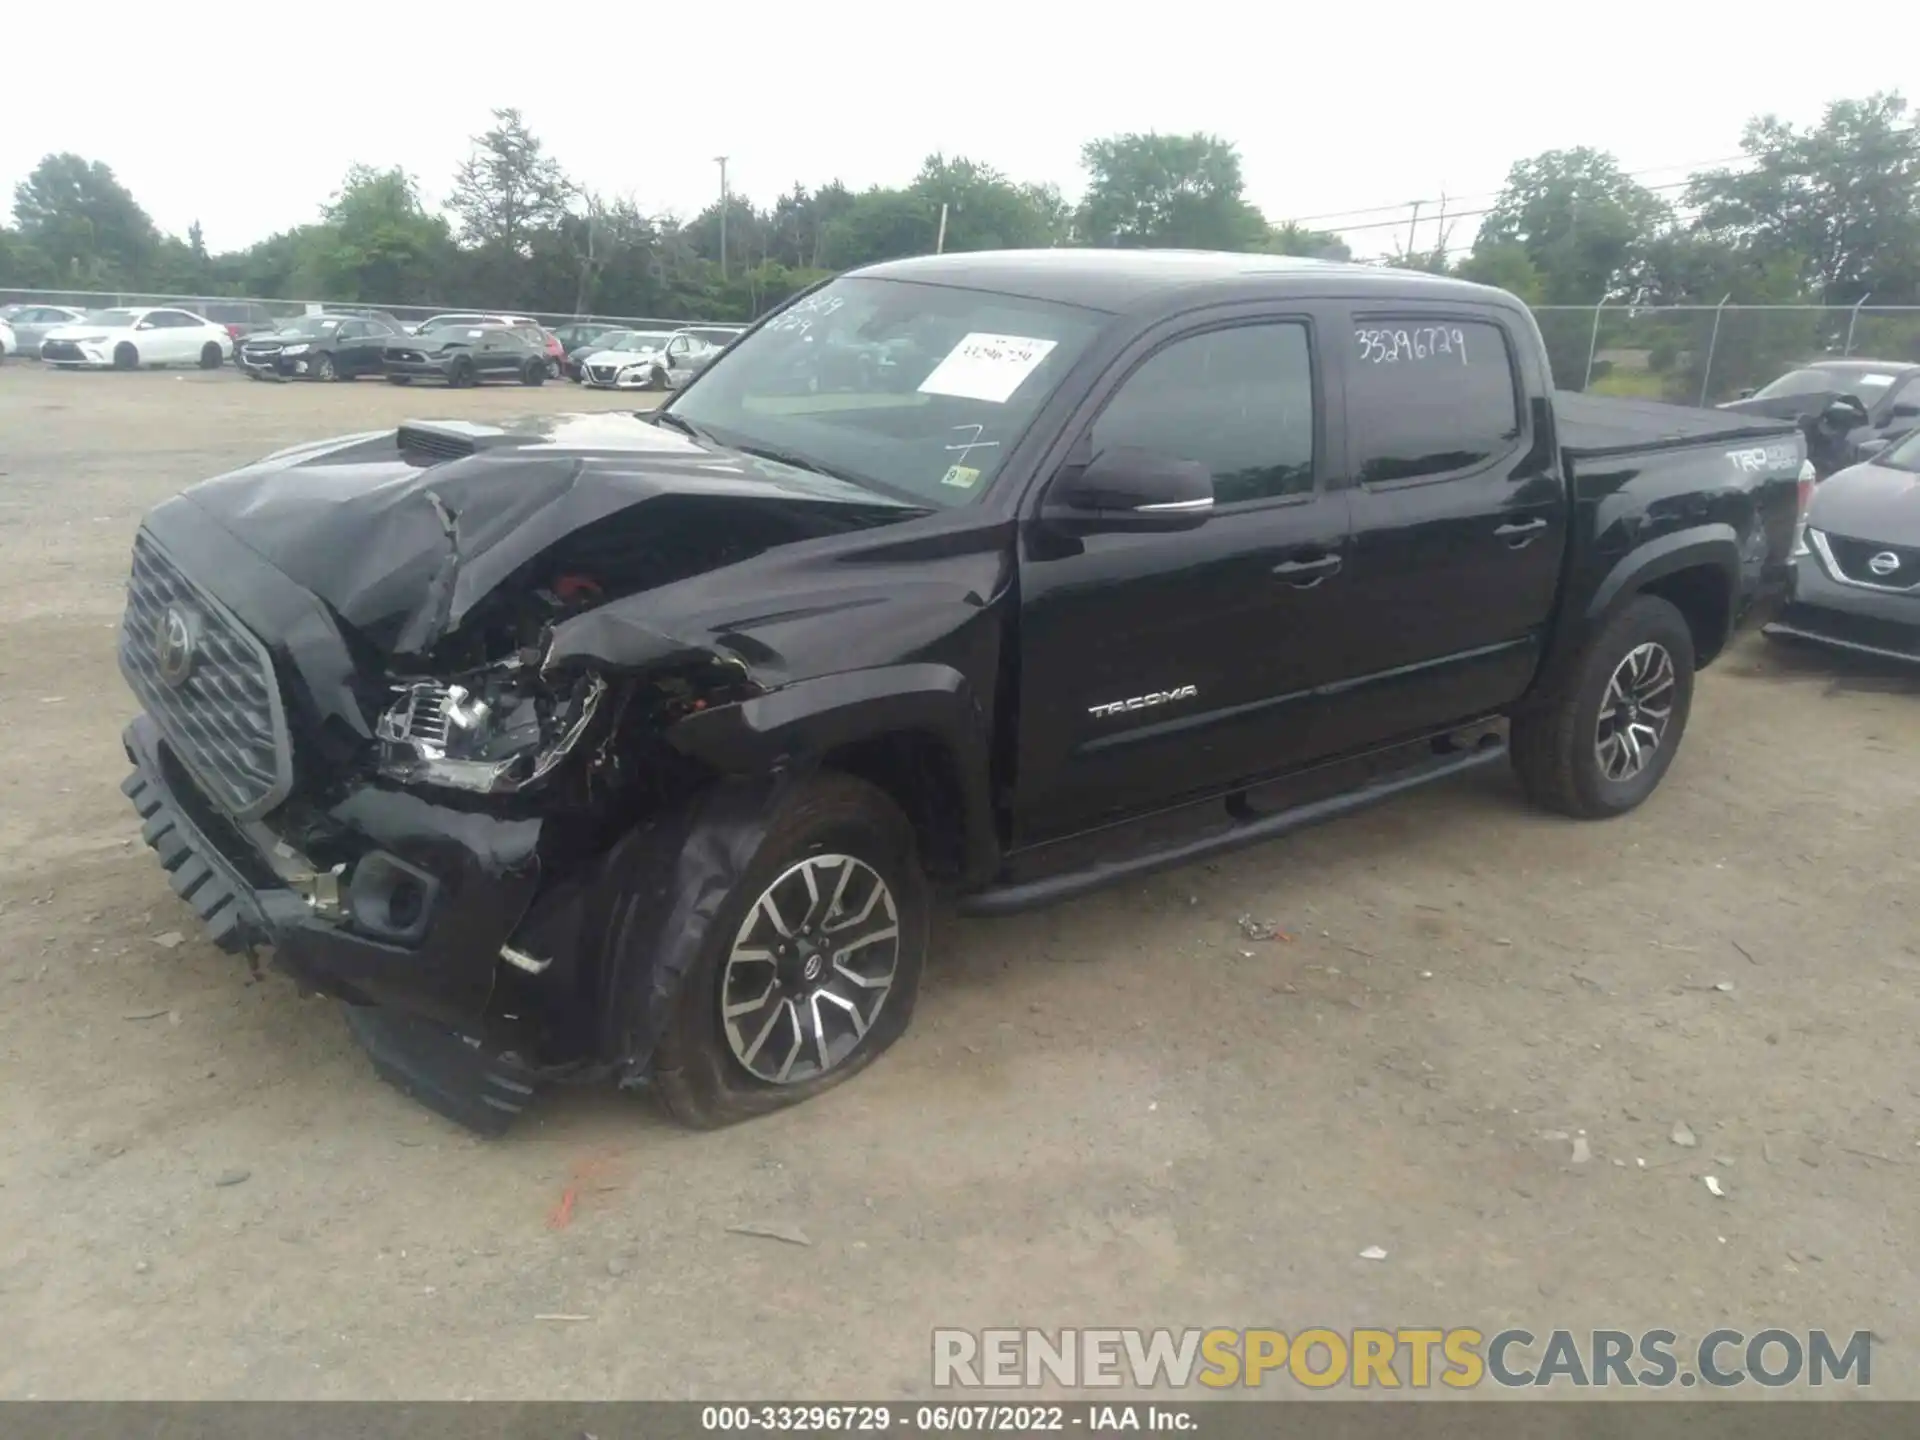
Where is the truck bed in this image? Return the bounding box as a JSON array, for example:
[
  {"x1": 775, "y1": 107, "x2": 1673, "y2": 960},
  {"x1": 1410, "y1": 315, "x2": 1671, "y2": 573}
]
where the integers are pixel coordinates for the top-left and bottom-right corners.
[{"x1": 1554, "y1": 390, "x2": 1802, "y2": 458}]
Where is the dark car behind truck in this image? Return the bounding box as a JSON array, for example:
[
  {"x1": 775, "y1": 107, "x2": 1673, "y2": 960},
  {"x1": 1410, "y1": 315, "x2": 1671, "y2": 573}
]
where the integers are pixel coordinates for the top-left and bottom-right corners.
[
  {"x1": 115, "y1": 251, "x2": 1810, "y2": 1133},
  {"x1": 381, "y1": 324, "x2": 550, "y2": 388}
]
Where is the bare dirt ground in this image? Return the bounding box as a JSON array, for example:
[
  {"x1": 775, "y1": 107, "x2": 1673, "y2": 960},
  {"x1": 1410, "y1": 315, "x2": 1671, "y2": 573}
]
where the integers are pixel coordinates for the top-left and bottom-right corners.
[{"x1": 1, "y1": 362, "x2": 1917, "y2": 1401}]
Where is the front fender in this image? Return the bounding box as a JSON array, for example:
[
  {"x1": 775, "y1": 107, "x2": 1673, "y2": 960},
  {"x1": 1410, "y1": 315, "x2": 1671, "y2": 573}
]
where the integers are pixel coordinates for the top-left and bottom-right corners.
[{"x1": 667, "y1": 662, "x2": 999, "y2": 881}]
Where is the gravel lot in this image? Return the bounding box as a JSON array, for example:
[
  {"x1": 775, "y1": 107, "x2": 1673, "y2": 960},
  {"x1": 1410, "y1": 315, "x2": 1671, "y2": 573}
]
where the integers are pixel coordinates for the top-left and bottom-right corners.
[{"x1": 1, "y1": 363, "x2": 1917, "y2": 1401}]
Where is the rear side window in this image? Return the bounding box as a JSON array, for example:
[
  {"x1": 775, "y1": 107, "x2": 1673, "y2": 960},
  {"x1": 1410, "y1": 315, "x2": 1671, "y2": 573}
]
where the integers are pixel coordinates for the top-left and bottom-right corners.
[
  {"x1": 1090, "y1": 321, "x2": 1317, "y2": 505},
  {"x1": 1347, "y1": 317, "x2": 1520, "y2": 485}
]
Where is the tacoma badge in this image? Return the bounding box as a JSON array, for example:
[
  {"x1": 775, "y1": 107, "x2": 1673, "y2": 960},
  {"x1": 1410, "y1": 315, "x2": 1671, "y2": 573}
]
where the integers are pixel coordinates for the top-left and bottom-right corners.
[{"x1": 1088, "y1": 684, "x2": 1198, "y2": 719}]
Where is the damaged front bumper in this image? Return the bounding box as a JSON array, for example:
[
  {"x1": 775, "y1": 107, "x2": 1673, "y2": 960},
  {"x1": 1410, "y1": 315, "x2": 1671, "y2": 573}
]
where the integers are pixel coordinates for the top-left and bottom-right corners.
[{"x1": 120, "y1": 712, "x2": 545, "y2": 1032}]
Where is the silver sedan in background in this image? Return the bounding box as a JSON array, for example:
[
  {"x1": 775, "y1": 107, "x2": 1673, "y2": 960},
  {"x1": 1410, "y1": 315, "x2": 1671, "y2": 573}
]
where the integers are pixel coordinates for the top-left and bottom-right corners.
[{"x1": 0, "y1": 302, "x2": 89, "y2": 357}]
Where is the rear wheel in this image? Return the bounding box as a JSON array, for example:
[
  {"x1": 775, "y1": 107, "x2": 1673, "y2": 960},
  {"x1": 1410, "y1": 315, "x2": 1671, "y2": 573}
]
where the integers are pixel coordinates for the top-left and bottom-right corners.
[
  {"x1": 1511, "y1": 594, "x2": 1696, "y2": 819},
  {"x1": 198, "y1": 342, "x2": 223, "y2": 369},
  {"x1": 652, "y1": 774, "x2": 928, "y2": 1129},
  {"x1": 113, "y1": 342, "x2": 139, "y2": 371},
  {"x1": 520, "y1": 357, "x2": 546, "y2": 386}
]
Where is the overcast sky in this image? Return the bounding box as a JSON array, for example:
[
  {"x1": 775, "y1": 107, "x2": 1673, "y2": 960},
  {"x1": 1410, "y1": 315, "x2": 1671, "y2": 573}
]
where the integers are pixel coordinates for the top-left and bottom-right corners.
[{"x1": 7, "y1": 1, "x2": 1911, "y2": 261}]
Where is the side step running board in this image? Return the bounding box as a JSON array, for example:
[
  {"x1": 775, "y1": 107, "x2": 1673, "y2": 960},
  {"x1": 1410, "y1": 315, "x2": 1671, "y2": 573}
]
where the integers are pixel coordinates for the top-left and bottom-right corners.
[{"x1": 958, "y1": 741, "x2": 1508, "y2": 918}]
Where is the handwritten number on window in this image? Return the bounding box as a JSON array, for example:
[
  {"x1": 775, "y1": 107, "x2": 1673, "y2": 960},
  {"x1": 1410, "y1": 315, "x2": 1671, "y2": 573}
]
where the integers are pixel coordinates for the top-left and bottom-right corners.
[{"x1": 1354, "y1": 326, "x2": 1468, "y2": 365}]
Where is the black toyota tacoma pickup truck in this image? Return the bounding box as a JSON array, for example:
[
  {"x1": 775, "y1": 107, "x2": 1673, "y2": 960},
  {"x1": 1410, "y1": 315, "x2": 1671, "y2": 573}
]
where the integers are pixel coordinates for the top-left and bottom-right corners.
[{"x1": 116, "y1": 251, "x2": 1811, "y2": 1133}]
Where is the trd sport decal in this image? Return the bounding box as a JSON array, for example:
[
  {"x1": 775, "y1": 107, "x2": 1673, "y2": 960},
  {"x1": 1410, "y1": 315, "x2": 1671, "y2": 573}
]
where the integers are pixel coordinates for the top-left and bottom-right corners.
[{"x1": 1088, "y1": 685, "x2": 1198, "y2": 719}]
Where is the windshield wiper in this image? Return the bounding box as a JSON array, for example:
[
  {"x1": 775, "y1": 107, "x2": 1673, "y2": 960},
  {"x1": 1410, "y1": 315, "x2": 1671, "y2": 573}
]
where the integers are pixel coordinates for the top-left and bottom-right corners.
[{"x1": 649, "y1": 410, "x2": 710, "y2": 443}]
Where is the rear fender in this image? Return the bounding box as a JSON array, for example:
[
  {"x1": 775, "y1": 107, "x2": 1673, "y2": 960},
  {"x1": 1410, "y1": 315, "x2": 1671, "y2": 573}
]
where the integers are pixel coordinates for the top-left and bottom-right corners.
[{"x1": 1534, "y1": 526, "x2": 1740, "y2": 697}]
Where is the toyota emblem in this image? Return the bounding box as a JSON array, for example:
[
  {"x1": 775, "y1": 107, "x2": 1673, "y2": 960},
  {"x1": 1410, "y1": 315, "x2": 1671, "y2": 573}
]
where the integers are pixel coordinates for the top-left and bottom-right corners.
[
  {"x1": 155, "y1": 604, "x2": 201, "y2": 688},
  {"x1": 1867, "y1": 551, "x2": 1902, "y2": 578}
]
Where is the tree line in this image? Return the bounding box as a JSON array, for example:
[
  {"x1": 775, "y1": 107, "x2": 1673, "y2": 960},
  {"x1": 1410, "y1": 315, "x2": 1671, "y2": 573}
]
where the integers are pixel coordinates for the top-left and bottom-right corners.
[{"x1": 4, "y1": 92, "x2": 1918, "y2": 397}]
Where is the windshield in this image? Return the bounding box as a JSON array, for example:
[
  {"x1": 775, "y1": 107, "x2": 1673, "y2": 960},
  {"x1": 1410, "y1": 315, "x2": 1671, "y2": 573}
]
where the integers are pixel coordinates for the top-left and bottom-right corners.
[
  {"x1": 1755, "y1": 367, "x2": 1898, "y2": 405},
  {"x1": 84, "y1": 309, "x2": 138, "y2": 328},
  {"x1": 275, "y1": 316, "x2": 343, "y2": 336},
  {"x1": 607, "y1": 332, "x2": 674, "y2": 352},
  {"x1": 664, "y1": 276, "x2": 1105, "y2": 507}
]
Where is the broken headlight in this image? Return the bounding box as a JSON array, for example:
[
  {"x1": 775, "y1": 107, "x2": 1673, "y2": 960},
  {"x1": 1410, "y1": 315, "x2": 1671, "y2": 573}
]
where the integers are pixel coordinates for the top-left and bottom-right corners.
[{"x1": 375, "y1": 666, "x2": 606, "y2": 794}]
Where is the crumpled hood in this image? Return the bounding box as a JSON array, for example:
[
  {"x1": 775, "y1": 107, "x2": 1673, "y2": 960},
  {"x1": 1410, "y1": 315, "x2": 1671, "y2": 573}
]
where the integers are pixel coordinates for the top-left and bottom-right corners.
[
  {"x1": 173, "y1": 412, "x2": 929, "y2": 658},
  {"x1": 1810, "y1": 458, "x2": 1920, "y2": 547},
  {"x1": 1719, "y1": 392, "x2": 1836, "y2": 423}
]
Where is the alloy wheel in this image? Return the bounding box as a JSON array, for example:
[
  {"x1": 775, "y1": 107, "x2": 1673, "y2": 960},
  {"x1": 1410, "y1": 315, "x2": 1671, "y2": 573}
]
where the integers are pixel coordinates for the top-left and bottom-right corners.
[
  {"x1": 1594, "y1": 642, "x2": 1676, "y2": 782},
  {"x1": 720, "y1": 853, "x2": 900, "y2": 1085}
]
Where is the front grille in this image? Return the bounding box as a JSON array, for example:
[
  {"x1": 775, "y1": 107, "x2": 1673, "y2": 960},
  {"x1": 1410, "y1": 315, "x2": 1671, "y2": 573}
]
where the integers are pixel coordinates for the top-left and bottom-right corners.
[
  {"x1": 241, "y1": 345, "x2": 281, "y2": 361},
  {"x1": 1824, "y1": 533, "x2": 1920, "y2": 589},
  {"x1": 396, "y1": 425, "x2": 477, "y2": 462},
  {"x1": 118, "y1": 533, "x2": 292, "y2": 820},
  {"x1": 41, "y1": 340, "x2": 83, "y2": 361},
  {"x1": 588, "y1": 364, "x2": 618, "y2": 384}
]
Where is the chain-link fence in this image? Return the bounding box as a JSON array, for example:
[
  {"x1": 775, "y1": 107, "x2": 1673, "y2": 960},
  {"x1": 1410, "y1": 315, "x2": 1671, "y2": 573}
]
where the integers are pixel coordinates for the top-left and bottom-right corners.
[
  {"x1": 1534, "y1": 304, "x2": 1920, "y2": 405},
  {"x1": 15, "y1": 287, "x2": 1920, "y2": 410},
  {"x1": 0, "y1": 287, "x2": 727, "y2": 334}
]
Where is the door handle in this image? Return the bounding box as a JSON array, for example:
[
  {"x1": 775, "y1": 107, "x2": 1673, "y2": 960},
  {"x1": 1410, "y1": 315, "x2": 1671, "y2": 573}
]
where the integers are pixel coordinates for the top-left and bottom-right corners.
[
  {"x1": 1272, "y1": 553, "x2": 1342, "y2": 586},
  {"x1": 1495, "y1": 518, "x2": 1548, "y2": 546}
]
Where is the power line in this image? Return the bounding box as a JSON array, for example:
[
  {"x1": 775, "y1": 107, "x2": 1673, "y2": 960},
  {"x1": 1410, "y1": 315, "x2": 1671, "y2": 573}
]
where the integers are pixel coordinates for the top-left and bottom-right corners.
[
  {"x1": 1327, "y1": 176, "x2": 1709, "y2": 240},
  {"x1": 1286, "y1": 121, "x2": 1920, "y2": 238},
  {"x1": 1280, "y1": 153, "x2": 1756, "y2": 228}
]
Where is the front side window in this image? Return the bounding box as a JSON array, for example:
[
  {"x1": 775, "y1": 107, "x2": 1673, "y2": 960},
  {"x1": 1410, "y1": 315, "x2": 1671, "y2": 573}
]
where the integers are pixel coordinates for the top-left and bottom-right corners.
[
  {"x1": 668, "y1": 275, "x2": 1106, "y2": 508},
  {"x1": 1089, "y1": 322, "x2": 1316, "y2": 505},
  {"x1": 1347, "y1": 317, "x2": 1520, "y2": 485}
]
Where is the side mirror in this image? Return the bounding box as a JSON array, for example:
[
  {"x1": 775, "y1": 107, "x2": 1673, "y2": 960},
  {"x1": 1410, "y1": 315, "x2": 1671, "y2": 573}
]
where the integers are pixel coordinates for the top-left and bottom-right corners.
[
  {"x1": 1045, "y1": 446, "x2": 1213, "y2": 533},
  {"x1": 1737, "y1": 387, "x2": 1755, "y2": 399},
  {"x1": 1857, "y1": 438, "x2": 1891, "y2": 458},
  {"x1": 1891, "y1": 401, "x2": 1920, "y2": 421}
]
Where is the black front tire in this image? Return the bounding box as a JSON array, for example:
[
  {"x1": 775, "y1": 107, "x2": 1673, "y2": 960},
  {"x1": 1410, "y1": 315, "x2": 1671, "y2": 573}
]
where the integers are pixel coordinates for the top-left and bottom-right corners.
[
  {"x1": 447, "y1": 358, "x2": 475, "y2": 388},
  {"x1": 651, "y1": 774, "x2": 929, "y2": 1130},
  {"x1": 521, "y1": 358, "x2": 546, "y2": 386},
  {"x1": 313, "y1": 351, "x2": 337, "y2": 381},
  {"x1": 1511, "y1": 594, "x2": 1696, "y2": 819},
  {"x1": 386, "y1": 374, "x2": 411, "y2": 385},
  {"x1": 113, "y1": 342, "x2": 139, "y2": 371}
]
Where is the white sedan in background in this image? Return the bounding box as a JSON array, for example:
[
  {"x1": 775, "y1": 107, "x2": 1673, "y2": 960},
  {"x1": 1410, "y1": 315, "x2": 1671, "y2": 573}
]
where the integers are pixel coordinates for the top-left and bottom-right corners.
[
  {"x1": 39, "y1": 307, "x2": 234, "y2": 370},
  {"x1": 577, "y1": 329, "x2": 720, "y2": 390}
]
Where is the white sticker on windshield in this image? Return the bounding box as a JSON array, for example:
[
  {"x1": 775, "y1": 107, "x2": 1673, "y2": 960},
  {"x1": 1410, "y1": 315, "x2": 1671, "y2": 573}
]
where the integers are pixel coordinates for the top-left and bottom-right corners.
[
  {"x1": 918, "y1": 333, "x2": 1057, "y2": 404},
  {"x1": 1861, "y1": 373, "x2": 1896, "y2": 386}
]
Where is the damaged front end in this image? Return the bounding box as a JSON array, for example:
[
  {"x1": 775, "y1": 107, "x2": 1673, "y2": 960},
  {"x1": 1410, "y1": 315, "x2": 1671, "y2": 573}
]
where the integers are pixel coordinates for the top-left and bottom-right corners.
[{"x1": 115, "y1": 417, "x2": 971, "y2": 1132}]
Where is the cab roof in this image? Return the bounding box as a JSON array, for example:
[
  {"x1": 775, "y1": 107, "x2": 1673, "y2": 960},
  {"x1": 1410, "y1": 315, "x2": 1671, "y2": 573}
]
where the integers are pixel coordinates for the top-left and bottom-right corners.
[{"x1": 853, "y1": 248, "x2": 1509, "y2": 314}]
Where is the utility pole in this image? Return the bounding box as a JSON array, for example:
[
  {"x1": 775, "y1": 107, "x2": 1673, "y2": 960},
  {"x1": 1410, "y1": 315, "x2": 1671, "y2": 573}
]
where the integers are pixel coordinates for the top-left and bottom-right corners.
[
  {"x1": 714, "y1": 155, "x2": 730, "y2": 281},
  {"x1": 935, "y1": 202, "x2": 949, "y2": 255}
]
